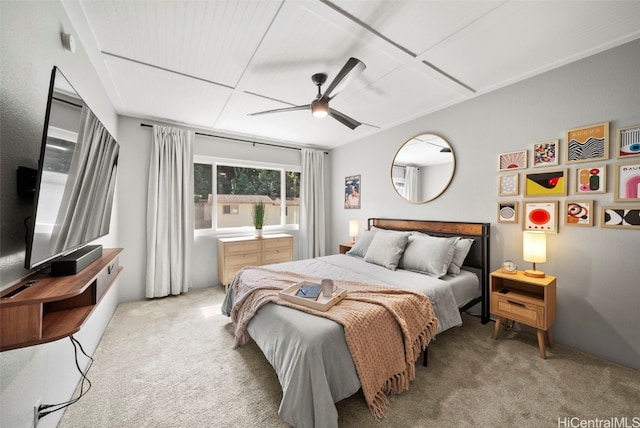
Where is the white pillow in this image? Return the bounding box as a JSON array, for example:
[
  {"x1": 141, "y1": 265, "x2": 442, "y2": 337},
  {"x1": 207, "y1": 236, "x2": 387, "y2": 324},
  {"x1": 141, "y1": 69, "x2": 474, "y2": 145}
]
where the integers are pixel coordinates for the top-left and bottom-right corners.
[
  {"x1": 346, "y1": 229, "x2": 377, "y2": 258},
  {"x1": 399, "y1": 234, "x2": 459, "y2": 278},
  {"x1": 447, "y1": 238, "x2": 474, "y2": 275},
  {"x1": 363, "y1": 230, "x2": 410, "y2": 270}
]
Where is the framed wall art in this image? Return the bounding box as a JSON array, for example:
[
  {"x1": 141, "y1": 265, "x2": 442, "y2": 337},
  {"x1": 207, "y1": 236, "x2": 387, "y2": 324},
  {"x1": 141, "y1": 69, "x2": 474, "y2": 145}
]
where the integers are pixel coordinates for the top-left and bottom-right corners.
[
  {"x1": 344, "y1": 175, "x2": 361, "y2": 209},
  {"x1": 497, "y1": 201, "x2": 519, "y2": 224},
  {"x1": 600, "y1": 206, "x2": 640, "y2": 230},
  {"x1": 524, "y1": 169, "x2": 567, "y2": 197},
  {"x1": 498, "y1": 150, "x2": 527, "y2": 171},
  {"x1": 565, "y1": 200, "x2": 593, "y2": 227},
  {"x1": 498, "y1": 173, "x2": 519, "y2": 196},
  {"x1": 617, "y1": 125, "x2": 640, "y2": 158},
  {"x1": 523, "y1": 201, "x2": 558, "y2": 233},
  {"x1": 575, "y1": 165, "x2": 606, "y2": 194},
  {"x1": 533, "y1": 140, "x2": 559, "y2": 167},
  {"x1": 565, "y1": 122, "x2": 609, "y2": 164},
  {"x1": 614, "y1": 161, "x2": 640, "y2": 202}
]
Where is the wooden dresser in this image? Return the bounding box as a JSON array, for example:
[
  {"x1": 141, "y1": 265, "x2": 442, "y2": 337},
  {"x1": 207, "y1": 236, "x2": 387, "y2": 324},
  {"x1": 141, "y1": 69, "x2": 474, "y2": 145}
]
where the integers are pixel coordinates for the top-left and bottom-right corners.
[{"x1": 217, "y1": 234, "x2": 293, "y2": 287}]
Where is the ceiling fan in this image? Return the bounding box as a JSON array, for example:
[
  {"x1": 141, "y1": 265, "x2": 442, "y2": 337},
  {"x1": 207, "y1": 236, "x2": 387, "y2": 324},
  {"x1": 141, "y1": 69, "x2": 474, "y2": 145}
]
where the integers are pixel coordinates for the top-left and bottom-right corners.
[{"x1": 249, "y1": 57, "x2": 366, "y2": 129}]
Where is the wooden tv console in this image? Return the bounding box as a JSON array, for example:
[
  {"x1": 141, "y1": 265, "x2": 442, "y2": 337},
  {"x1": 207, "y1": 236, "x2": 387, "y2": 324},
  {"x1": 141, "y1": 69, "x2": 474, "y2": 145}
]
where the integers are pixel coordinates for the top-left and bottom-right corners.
[{"x1": 0, "y1": 248, "x2": 123, "y2": 352}]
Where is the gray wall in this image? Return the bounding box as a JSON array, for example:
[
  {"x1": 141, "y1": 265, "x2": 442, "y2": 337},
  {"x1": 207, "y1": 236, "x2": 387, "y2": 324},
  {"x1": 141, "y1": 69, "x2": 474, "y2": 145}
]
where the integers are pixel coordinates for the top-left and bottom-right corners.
[
  {"x1": 330, "y1": 39, "x2": 640, "y2": 370},
  {"x1": 0, "y1": 2, "x2": 120, "y2": 427}
]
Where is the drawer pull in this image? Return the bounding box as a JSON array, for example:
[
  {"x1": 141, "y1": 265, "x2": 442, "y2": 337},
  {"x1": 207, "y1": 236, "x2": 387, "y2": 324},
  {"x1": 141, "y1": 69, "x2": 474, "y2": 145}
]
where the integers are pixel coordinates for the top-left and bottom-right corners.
[{"x1": 507, "y1": 300, "x2": 526, "y2": 307}]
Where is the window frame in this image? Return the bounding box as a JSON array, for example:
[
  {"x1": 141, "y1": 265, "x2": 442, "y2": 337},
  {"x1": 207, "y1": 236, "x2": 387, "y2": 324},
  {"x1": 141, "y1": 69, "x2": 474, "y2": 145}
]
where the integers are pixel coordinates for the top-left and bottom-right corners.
[{"x1": 194, "y1": 155, "x2": 300, "y2": 237}]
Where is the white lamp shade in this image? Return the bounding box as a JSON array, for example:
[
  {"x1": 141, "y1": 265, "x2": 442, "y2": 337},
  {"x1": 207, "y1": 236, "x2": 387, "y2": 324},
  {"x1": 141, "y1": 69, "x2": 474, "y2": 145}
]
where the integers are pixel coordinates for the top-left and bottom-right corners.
[
  {"x1": 523, "y1": 231, "x2": 546, "y2": 263},
  {"x1": 349, "y1": 220, "x2": 359, "y2": 239}
]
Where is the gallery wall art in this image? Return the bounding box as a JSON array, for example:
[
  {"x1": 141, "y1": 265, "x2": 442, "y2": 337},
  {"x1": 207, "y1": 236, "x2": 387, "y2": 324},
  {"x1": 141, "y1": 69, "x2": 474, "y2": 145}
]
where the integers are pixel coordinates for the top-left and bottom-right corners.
[
  {"x1": 614, "y1": 161, "x2": 640, "y2": 202},
  {"x1": 601, "y1": 206, "x2": 640, "y2": 230},
  {"x1": 575, "y1": 165, "x2": 606, "y2": 194},
  {"x1": 524, "y1": 169, "x2": 567, "y2": 197},
  {"x1": 533, "y1": 140, "x2": 559, "y2": 167},
  {"x1": 617, "y1": 124, "x2": 640, "y2": 158},
  {"x1": 565, "y1": 122, "x2": 609, "y2": 164},
  {"x1": 524, "y1": 201, "x2": 558, "y2": 232},
  {"x1": 565, "y1": 200, "x2": 593, "y2": 227}
]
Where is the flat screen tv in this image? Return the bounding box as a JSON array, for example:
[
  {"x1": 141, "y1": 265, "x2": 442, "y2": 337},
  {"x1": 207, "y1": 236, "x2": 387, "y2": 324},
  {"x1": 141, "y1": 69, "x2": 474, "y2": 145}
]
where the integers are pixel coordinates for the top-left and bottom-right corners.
[{"x1": 24, "y1": 66, "x2": 119, "y2": 271}]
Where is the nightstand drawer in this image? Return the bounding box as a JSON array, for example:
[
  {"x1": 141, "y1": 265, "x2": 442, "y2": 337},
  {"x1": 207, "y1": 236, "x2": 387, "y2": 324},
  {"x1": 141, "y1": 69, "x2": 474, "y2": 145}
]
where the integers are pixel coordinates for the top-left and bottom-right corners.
[{"x1": 494, "y1": 295, "x2": 545, "y2": 329}]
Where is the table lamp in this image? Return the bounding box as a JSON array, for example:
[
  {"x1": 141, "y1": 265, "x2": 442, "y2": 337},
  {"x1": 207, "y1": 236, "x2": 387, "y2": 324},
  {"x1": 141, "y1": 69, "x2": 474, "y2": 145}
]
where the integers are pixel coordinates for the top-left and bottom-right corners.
[
  {"x1": 349, "y1": 220, "x2": 359, "y2": 242},
  {"x1": 523, "y1": 231, "x2": 546, "y2": 278}
]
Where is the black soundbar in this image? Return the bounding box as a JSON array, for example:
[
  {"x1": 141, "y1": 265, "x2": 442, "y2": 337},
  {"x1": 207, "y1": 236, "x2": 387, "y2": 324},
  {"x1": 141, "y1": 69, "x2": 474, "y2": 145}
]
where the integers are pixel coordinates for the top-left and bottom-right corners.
[{"x1": 51, "y1": 245, "x2": 103, "y2": 276}]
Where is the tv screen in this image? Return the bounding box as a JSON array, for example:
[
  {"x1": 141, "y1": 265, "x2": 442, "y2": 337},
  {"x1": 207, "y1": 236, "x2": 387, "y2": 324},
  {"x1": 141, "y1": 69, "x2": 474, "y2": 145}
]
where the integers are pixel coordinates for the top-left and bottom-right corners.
[{"x1": 24, "y1": 67, "x2": 119, "y2": 270}]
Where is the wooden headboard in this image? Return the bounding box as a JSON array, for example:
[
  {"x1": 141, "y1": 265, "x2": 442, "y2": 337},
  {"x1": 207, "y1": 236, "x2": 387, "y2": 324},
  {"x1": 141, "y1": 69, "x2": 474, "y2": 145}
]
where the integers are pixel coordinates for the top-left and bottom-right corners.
[{"x1": 368, "y1": 218, "x2": 490, "y2": 324}]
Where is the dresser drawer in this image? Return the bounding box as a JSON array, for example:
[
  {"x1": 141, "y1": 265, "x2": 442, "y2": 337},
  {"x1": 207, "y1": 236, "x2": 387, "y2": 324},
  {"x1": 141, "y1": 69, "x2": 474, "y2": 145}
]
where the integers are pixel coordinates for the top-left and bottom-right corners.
[
  {"x1": 262, "y1": 248, "x2": 293, "y2": 265},
  {"x1": 224, "y1": 240, "x2": 261, "y2": 255},
  {"x1": 226, "y1": 253, "x2": 260, "y2": 268},
  {"x1": 263, "y1": 237, "x2": 292, "y2": 251},
  {"x1": 493, "y1": 294, "x2": 545, "y2": 329}
]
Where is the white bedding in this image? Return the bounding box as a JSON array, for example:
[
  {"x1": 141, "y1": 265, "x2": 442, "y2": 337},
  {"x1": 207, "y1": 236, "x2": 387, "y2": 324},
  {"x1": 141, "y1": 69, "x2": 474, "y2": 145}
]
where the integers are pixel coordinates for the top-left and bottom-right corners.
[{"x1": 222, "y1": 254, "x2": 480, "y2": 427}]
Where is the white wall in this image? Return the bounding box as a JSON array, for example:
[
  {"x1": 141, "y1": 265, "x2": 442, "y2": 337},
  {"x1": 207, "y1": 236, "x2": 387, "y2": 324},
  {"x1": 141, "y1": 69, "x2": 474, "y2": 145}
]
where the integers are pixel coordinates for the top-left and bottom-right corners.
[
  {"x1": 115, "y1": 116, "x2": 306, "y2": 302},
  {"x1": 0, "y1": 2, "x2": 120, "y2": 427},
  {"x1": 330, "y1": 39, "x2": 640, "y2": 370}
]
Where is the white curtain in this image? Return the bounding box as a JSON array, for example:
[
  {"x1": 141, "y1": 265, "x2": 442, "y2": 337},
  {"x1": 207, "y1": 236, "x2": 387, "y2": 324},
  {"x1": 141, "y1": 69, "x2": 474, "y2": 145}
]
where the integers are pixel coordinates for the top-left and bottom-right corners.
[
  {"x1": 146, "y1": 125, "x2": 194, "y2": 298},
  {"x1": 405, "y1": 166, "x2": 419, "y2": 201},
  {"x1": 299, "y1": 148, "x2": 326, "y2": 259}
]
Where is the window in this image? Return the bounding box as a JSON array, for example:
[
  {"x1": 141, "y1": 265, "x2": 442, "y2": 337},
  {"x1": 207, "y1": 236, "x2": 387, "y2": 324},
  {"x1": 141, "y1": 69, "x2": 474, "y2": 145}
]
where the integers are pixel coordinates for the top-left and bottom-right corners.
[{"x1": 194, "y1": 159, "x2": 300, "y2": 231}]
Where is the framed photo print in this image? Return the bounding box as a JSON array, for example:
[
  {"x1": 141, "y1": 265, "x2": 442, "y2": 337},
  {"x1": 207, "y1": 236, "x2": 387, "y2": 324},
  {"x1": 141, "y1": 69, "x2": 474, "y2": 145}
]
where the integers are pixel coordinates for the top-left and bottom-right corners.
[
  {"x1": 617, "y1": 125, "x2": 640, "y2": 158},
  {"x1": 344, "y1": 175, "x2": 361, "y2": 209},
  {"x1": 497, "y1": 201, "x2": 519, "y2": 224},
  {"x1": 565, "y1": 122, "x2": 609, "y2": 164},
  {"x1": 575, "y1": 165, "x2": 606, "y2": 194},
  {"x1": 614, "y1": 161, "x2": 640, "y2": 202},
  {"x1": 524, "y1": 169, "x2": 567, "y2": 197},
  {"x1": 498, "y1": 150, "x2": 527, "y2": 171},
  {"x1": 533, "y1": 140, "x2": 559, "y2": 167},
  {"x1": 600, "y1": 206, "x2": 640, "y2": 230},
  {"x1": 498, "y1": 173, "x2": 519, "y2": 196},
  {"x1": 565, "y1": 200, "x2": 593, "y2": 227},
  {"x1": 523, "y1": 201, "x2": 558, "y2": 233}
]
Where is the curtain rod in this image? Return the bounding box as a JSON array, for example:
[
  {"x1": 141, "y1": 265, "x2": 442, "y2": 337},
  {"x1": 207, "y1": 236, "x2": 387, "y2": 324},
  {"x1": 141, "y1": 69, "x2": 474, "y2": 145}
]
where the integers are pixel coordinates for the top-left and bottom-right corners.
[{"x1": 140, "y1": 123, "x2": 328, "y2": 154}]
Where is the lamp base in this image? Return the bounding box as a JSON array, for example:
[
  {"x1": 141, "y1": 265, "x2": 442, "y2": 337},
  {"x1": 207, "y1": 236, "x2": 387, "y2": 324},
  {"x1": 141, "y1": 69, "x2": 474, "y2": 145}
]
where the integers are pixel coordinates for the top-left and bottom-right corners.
[{"x1": 524, "y1": 269, "x2": 545, "y2": 278}]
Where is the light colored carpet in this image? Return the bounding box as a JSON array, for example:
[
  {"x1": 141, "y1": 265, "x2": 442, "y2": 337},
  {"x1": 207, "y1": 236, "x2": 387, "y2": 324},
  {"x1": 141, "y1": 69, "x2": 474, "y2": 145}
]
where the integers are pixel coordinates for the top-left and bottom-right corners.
[{"x1": 59, "y1": 287, "x2": 640, "y2": 428}]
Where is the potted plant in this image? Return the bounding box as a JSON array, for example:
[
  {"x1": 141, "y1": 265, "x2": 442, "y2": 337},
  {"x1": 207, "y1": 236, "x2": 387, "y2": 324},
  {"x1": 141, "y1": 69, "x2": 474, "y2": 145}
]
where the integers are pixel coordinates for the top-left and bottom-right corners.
[{"x1": 250, "y1": 201, "x2": 266, "y2": 238}]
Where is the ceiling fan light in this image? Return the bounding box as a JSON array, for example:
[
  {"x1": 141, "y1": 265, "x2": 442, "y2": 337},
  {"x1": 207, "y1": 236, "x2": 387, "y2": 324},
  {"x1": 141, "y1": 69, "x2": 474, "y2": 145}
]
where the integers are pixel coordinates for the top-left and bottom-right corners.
[{"x1": 311, "y1": 98, "x2": 328, "y2": 118}]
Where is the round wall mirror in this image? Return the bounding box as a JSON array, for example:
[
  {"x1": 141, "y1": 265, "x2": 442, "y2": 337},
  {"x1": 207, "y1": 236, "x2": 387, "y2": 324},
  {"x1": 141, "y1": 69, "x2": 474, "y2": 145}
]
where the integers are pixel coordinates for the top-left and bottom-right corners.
[{"x1": 391, "y1": 133, "x2": 456, "y2": 203}]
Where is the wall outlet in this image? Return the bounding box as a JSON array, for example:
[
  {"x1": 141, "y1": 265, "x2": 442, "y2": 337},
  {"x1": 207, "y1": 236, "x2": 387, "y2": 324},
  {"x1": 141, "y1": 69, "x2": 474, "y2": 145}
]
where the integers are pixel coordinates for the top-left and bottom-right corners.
[{"x1": 33, "y1": 399, "x2": 41, "y2": 428}]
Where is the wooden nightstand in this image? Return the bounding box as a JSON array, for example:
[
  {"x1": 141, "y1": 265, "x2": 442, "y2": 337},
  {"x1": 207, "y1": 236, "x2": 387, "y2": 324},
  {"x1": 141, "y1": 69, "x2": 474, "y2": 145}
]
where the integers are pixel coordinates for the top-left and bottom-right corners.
[
  {"x1": 338, "y1": 242, "x2": 355, "y2": 254},
  {"x1": 490, "y1": 270, "x2": 557, "y2": 359}
]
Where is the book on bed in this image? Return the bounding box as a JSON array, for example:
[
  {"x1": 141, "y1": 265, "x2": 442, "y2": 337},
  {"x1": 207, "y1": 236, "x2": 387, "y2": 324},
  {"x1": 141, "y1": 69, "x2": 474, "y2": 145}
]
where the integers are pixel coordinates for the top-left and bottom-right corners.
[{"x1": 295, "y1": 283, "x2": 322, "y2": 299}]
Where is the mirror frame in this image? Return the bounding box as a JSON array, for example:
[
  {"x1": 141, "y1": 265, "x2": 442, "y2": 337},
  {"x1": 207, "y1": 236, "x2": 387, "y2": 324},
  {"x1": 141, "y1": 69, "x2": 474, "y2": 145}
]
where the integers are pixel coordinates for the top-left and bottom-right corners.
[{"x1": 390, "y1": 132, "x2": 456, "y2": 203}]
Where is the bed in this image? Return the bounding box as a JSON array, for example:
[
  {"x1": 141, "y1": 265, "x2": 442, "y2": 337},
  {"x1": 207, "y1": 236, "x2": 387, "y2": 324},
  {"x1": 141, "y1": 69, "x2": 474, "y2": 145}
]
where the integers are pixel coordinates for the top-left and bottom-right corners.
[{"x1": 222, "y1": 218, "x2": 490, "y2": 427}]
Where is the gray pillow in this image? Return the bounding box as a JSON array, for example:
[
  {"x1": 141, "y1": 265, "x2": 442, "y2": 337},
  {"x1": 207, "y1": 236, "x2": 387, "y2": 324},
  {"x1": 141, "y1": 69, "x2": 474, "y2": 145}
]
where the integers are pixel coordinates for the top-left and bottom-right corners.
[
  {"x1": 363, "y1": 231, "x2": 410, "y2": 270},
  {"x1": 346, "y1": 229, "x2": 377, "y2": 257},
  {"x1": 399, "y1": 234, "x2": 459, "y2": 278},
  {"x1": 447, "y1": 238, "x2": 474, "y2": 275}
]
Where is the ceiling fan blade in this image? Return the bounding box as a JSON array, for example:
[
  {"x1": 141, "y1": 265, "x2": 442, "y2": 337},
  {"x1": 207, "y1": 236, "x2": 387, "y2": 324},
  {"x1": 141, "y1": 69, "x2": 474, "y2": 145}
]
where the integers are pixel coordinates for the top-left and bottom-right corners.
[
  {"x1": 328, "y1": 108, "x2": 361, "y2": 130},
  {"x1": 322, "y1": 57, "x2": 366, "y2": 101},
  {"x1": 248, "y1": 105, "x2": 310, "y2": 116}
]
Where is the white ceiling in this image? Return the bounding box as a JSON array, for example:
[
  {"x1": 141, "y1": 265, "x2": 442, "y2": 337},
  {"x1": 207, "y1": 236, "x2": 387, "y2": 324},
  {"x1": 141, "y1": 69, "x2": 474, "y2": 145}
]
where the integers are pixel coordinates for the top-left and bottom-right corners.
[{"x1": 64, "y1": 0, "x2": 640, "y2": 150}]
